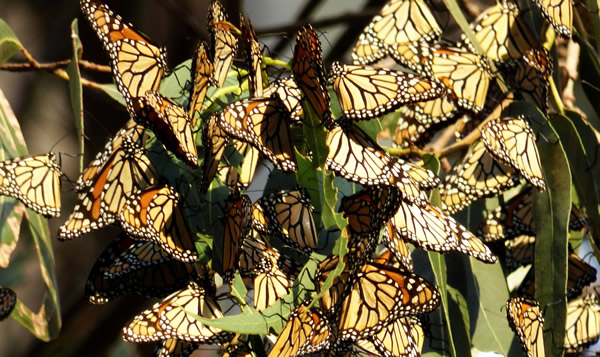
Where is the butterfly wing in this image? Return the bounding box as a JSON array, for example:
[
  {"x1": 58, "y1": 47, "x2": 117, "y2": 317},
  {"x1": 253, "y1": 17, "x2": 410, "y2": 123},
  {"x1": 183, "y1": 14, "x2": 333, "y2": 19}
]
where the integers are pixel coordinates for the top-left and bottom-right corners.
[{"x1": 0, "y1": 153, "x2": 62, "y2": 217}]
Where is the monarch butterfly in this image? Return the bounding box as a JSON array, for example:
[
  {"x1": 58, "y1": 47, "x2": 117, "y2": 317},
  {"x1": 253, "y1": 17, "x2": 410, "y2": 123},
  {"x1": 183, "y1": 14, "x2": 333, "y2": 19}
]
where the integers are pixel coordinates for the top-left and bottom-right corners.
[
  {"x1": 340, "y1": 186, "x2": 403, "y2": 238},
  {"x1": 505, "y1": 235, "x2": 536, "y2": 270},
  {"x1": 221, "y1": 193, "x2": 252, "y2": 282},
  {"x1": 188, "y1": 41, "x2": 214, "y2": 123},
  {"x1": 135, "y1": 91, "x2": 198, "y2": 167},
  {"x1": 155, "y1": 339, "x2": 198, "y2": 357},
  {"x1": 253, "y1": 267, "x2": 293, "y2": 312},
  {"x1": 386, "y1": 200, "x2": 497, "y2": 263},
  {"x1": 351, "y1": 32, "x2": 389, "y2": 65},
  {"x1": 506, "y1": 297, "x2": 545, "y2": 357},
  {"x1": 217, "y1": 95, "x2": 297, "y2": 172},
  {"x1": 238, "y1": 231, "x2": 297, "y2": 310},
  {"x1": 401, "y1": 95, "x2": 461, "y2": 127},
  {"x1": 85, "y1": 234, "x2": 195, "y2": 304},
  {"x1": 240, "y1": 14, "x2": 263, "y2": 97},
  {"x1": 200, "y1": 115, "x2": 228, "y2": 192},
  {"x1": 518, "y1": 253, "x2": 597, "y2": 300},
  {"x1": 460, "y1": 1, "x2": 539, "y2": 63},
  {"x1": 565, "y1": 292, "x2": 600, "y2": 352},
  {"x1": 326, "y1": 120, "x2": 428, "y2": 207},
  {"x1": 314, "y1": 255, "x2": 351, "y2": 318},
  {"x1": 423, "y1": 46, "x2": 492, "y2": 112},
  {"x1": 292, "y1": 24, "x2": 333, "y2": 129},
  {"x1": 80, "y1": 0, "x2": 167, "y2": 118},
  {"x1": 0, "y1": 152, "x2": 62, "y2": 217},
  {"x1": 119, "y1": 185, "x2": 199, "y2": 263},
  {"x1": 440, "y1": 140, "x2": 519, "y2": 214},
  {"x1": 330, "y1": 62, "x2": 445, "y2": 120},
  {"x1": 58, "y1": 136, "x2": 158, "y2": 240},
  {"x1": 75, "y1": 120, "x2": 146, "y2": 193},
  {"x1": 262, "y1": 78, "x2": 303, "y2": 124},
  {"x1": 254, "y1": 188, "x2": 318, "y2": 253},
  {"x1": 208, "y1": 0, "x2": 238, "y2": 87},
  {"x1": 362, "y1": 316, "x2": 424, "y2": 357},
  {"x1": 337, "y1": 262, "x2": 440, "y2": 341},
  {"x1": 352, "y1": 0, "x2": 442, "y2": 64},
  {"x1": 0, "y1": 287, "x2": 16, "y2": 321},
  {"x1": 218, "y1": 142, "x2": 260, "y2": 190},
  {"x1": 123, "y1": 280, "x2": 234, "y2": 344},
  {"x1": 238, "y1": 230, "x2": 279, "y2": 276},
  {"x1": 393, "y1": 113, "x2": 434, "y2": 148},
  {"x1": 481, "y1": 116, "x2": 545, "y2": 190},
  {"x1": 267, "y1": 303, "x2": 331, "y2": 357},
  {"x1": 511, "y1": 48, "x2": 552, "y2": 113},
  {"x1": 534, "y1": 0, "x2": 572, "y2": 37},
  {"x1": 478, "y1": 187, "x2": 586, "y2": 242},
  {"x1": 389, "y1": 41, "x2": 431, "y2": 77}
]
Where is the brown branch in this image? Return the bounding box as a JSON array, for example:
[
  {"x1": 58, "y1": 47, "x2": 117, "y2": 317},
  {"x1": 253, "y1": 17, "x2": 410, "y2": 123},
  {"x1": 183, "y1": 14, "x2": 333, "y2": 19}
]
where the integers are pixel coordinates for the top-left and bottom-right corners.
[
  {"x1": 389, "y1": 93, "x2": 516, "y2": 159},
  {"x1": 1, "y1": 59, "x2": 111, "y2": 73},
  {"x1": 1, "y1": 46, "x2": 110, "y2": 90},
  {"x1": 437, "y1": 93, "x2": 515, "y2": 157}
]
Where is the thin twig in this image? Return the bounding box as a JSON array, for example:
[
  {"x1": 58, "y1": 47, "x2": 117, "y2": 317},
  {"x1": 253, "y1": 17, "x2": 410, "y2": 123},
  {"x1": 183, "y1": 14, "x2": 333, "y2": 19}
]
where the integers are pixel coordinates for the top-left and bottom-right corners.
[
  {"x1": 1, "y1": 59, "x2": 111, "y2": 73},
  {"x1": 1, "y1": 45, "x2": 110, "y2": 89}
]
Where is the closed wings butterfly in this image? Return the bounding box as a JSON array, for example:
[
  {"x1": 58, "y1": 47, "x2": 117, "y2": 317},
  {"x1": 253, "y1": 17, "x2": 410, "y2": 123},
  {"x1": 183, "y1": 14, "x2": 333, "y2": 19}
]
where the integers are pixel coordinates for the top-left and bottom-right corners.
[
  {"x1": 267, "y1": 302, "x2": 331, "y2": 357},
  {"x1": 460, "y1": 1, "x2": 539, "y2": 63},
  {"x1": 506, "y1": 297, "x2": 545, "y2": 357},
  {"x1": 352, "y1": 0, "x2": 442, "y2": 64},
  {"x1": 122, "y1": 280, "x2": 234, "y2": 344},
  {"x1": 217, "y1": 95, "x2": 297, "y2": 172},
  {"x1": 481, "y1": 116, "x2": 545, "y2": 190},
  {"x1": 292, "y1": 24, "x2": 333, "y2": 128},
  {"x1": 0, "y1": 287, "x2": 16, "y2": 321},
  {"x1": 80, "y1": 0, "x2": 167, "y2": 117},
  {"x1": 423, "y1": 46, "x2": 492, "y2": 112},
  {"x1": 240, "y1": 14, "x2": 263, "y2": 97},
  {"x1": 135, "y1": 91, "x2": 198, "y2": 167},
  {"x1": 565, "y1": 292, "x2": 600, "y2": 352},
  {"x1": 208, "y1": 0, "x2": 238, "y2": 87},
  {"x1": 188, "y1": 41, "x2": 214, "y2": 123},
  {"x1": 255, "y1": 188, "x2": 318, "y2": 253},
  {"x1": 85, "y1": 234, "x2": 195, "y2": 304},
  {"x1": 119, "y1": 185, "x2": 199, "y2": 263},
  {"x1": 440, "y1": 140, "x2": 519, "y2": 214},
  {"x1": 330, "y1": 62, "x2": 444, "y2": 120},
  {"x1": 0, "y1": 153, "x2": 61, "y2": 217}
]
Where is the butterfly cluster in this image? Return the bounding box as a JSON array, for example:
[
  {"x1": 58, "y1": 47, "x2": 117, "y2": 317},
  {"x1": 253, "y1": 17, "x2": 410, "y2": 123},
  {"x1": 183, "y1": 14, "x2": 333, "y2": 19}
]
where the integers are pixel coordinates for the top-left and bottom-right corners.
[{"x1": 0, "y1": 0, "x2": 594, "y2": 355}]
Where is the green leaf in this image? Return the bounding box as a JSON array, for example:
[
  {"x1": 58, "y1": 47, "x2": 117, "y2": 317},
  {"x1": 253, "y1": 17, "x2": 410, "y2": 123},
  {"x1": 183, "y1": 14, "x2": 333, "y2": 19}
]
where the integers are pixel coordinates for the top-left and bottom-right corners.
[
  {"x1": 67, "y1": 19, "x2": 84, "y2": 173},
  {"x1": 18, "y1": 211, "x2": 62, "y2": 340},
  {"x1": 468, "y1": 258, "x2": 514, "y2": 355},
  {"x1": 99, "y1": 83, "x2": 126, "y2": 107},
  {"x1": 553, "y1": 111, "x2": 600, "y2": 261},
  {"x1": 0, "y1": 90, "x2": 28, "y2": 157},
  {"x1": 301, "y1": 100, "x2": 329, "y2": 169},
  {"x1": 428, "y1": 252, "x2": 457, "y2": 357},
  {"x1": 0, "y1": 199, "x2": 24, "y2": 267},
  {"x1": 0, "y1": 91, "x2": 28, "y2": 267},
  {"x1": 230, "y1": 272, "x2": 247, "y2": 304},
  {"x1": 0, "y1": 19, "x2": 22, "y2": 65},
  {"x1": 532, "y1": 119, "x2": 570, "y2": 357}
]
